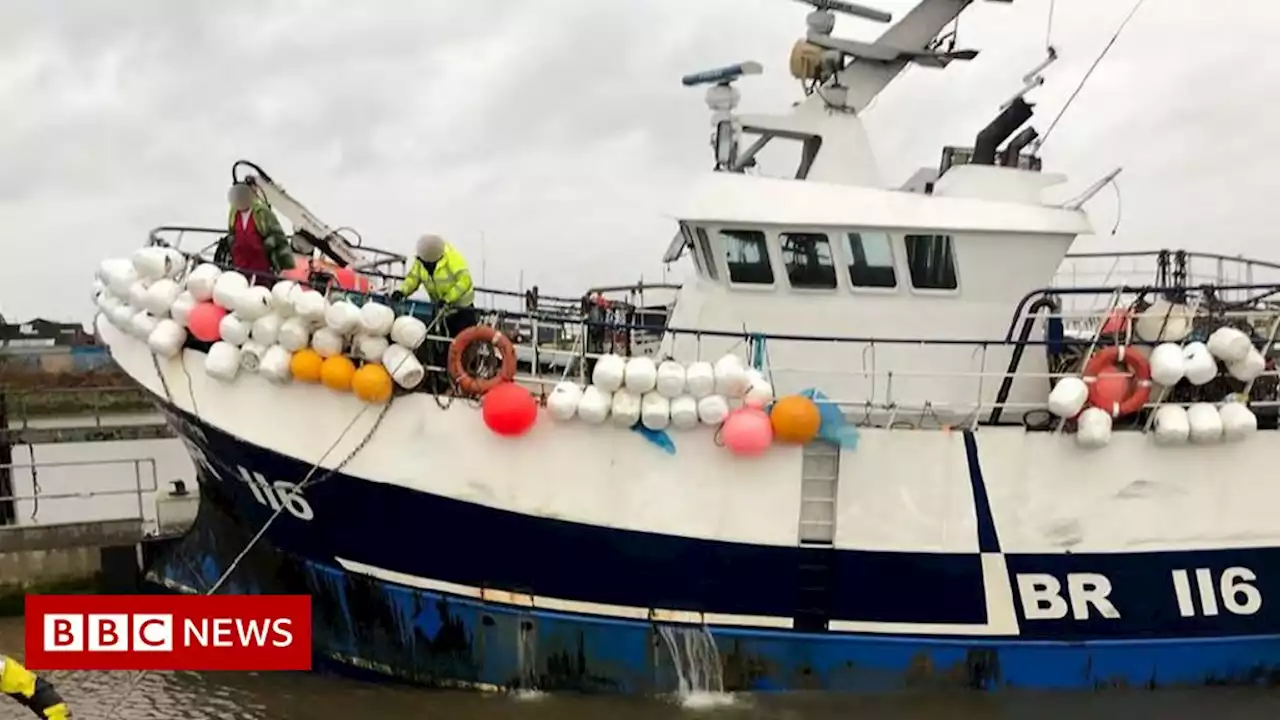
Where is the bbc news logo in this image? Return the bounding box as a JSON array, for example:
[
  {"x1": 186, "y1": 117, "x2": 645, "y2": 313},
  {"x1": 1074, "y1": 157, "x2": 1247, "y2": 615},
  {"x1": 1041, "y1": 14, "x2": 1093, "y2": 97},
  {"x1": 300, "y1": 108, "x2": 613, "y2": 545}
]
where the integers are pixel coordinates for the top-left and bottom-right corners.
[{"x1": 25, "y1": 594, "x2": 311, "y2": 671}]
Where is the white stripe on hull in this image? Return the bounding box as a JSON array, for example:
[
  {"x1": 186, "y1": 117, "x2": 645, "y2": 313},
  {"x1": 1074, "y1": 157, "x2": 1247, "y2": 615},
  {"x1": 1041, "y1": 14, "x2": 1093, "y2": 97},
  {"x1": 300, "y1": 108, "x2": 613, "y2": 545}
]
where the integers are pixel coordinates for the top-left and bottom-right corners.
[{"x1": 336, "y1": 554, "x2": 1020, "y2": 635}]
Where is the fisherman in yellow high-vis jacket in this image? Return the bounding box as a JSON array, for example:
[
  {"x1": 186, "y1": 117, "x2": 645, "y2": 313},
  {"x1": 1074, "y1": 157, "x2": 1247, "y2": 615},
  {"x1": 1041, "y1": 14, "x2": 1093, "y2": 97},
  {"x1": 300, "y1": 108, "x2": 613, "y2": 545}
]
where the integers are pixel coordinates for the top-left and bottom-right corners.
[
  {"x1": 391, "y1": 234, "x2": 477, "y2": 339},
  {"x1": 1, "y1": 654, "x2": 70, "y2": 719}
]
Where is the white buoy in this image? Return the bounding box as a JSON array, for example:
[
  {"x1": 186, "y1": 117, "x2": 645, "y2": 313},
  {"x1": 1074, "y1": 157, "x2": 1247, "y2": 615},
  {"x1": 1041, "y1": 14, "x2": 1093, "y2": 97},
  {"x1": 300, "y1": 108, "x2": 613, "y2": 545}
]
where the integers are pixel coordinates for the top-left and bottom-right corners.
[
  {"x1": 713, "y1": 355, "x2": 749, "y2": 397},
  {"x1": 547, "y1": 382, "x2": 583, "y2": 422},
  {"x1": 655, "y1": 361, "x2": 686, "y2": 398},
  {"x1": 1075, "y1": 407, "x2": 1112, "y2": 448},
  {"x1": 577, "y1": 386, "x2": 612, "y2": 425},
  {"x1": 212, "y1": 271, "x2": 249, "y2": 311},
  {"x1": 610, "y1": 389, "x2": 642, "y2": 428},
  {"x1": 640, "y1": 393, "x2": 671, "y2": 431},
  {"x1": 1047, "y1": 377, "x2": 1088, "y2": 418},
  {"x1": 359, "y1": 302, "x2": 396, "y2": 336},
  {"x1": 592, "y1": 354, "x2": 626, "y2": 393},
  {"x1": 390, "y1": 315, "x2": 428, "y2": 349},
  {"x1": 1187, "y1": 402, "x2": 1223, "y2": 444},
  {"x1": 205, "y1": 342, "x2": 242, "y2": 382}
]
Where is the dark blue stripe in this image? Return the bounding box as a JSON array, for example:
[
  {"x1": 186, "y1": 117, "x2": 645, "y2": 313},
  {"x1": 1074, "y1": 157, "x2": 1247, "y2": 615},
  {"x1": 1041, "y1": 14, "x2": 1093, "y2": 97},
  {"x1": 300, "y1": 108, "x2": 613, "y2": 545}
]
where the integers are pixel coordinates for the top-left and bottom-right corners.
[
  {"x1": 962, "y1": 430, "x2": 1001, "y2": 553},
  {"x1": 160, "y1": 401, "x2": 988, "y2": 626}
]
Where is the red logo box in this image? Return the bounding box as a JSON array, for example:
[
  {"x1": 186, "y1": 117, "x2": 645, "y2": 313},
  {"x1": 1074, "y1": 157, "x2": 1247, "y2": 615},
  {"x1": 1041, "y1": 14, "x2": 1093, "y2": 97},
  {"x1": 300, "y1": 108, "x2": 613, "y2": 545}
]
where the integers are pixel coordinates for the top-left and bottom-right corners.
[{"x1": 24, "y1": 594, "x2": 311, "y2": 671}]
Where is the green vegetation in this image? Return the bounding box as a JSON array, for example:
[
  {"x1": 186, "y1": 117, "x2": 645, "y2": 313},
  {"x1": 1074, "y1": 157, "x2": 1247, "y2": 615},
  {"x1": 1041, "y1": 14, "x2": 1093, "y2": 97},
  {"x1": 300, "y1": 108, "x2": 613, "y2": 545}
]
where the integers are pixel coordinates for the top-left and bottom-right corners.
[
  {"x1": 0, "y1": 576, "x2": 101, "y2": 617},
  {"x1": 4, "y1": 387, "x2": 155, "y2": 419}
]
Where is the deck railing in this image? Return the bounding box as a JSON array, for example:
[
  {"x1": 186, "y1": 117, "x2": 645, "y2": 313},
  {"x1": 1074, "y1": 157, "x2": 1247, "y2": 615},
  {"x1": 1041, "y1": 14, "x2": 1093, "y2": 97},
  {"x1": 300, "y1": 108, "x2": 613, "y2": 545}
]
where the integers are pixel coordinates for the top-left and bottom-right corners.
[
  {"x1": 128, "y1": 234, "x2": 1280, "y2": 432},
  {"x1": 0, "y1": 458, "x2": 159, "y2": 531}
]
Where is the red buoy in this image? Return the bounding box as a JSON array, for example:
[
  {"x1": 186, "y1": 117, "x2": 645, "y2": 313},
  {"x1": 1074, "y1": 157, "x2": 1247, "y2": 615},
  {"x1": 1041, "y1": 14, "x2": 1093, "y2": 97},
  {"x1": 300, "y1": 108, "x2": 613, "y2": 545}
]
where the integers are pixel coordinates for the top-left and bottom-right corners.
[{"x1": 482, "y1": 382, "x2": 538, "y2": 437}]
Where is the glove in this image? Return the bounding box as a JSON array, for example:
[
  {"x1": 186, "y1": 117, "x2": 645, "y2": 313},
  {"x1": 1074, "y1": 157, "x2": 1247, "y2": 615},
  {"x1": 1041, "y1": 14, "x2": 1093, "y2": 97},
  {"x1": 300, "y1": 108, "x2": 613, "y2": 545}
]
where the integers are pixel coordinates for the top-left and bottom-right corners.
[{"x1": 213, "y1": 235, "x2": 231, "y2": 266}]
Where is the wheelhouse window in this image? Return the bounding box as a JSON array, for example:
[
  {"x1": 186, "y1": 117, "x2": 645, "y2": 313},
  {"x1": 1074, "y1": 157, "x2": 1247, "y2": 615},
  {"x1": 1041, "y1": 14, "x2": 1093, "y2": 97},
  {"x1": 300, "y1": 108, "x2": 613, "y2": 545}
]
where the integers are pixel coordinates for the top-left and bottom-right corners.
[
  {"x1": 720, "y1": 229, "x2": 774, "y2": 284},
  {"x1": 904, "y1": 234, "x2": 958, "y2": 290},
  {"x1": 780, "y1": 232, "x2": 837, "y2": 290},
  {"x1": 694, "y1": 228, "x2": 720, "y2": 281},
  {"x1": 844, "y1": 232, "x2": 897, "y2": 289}
]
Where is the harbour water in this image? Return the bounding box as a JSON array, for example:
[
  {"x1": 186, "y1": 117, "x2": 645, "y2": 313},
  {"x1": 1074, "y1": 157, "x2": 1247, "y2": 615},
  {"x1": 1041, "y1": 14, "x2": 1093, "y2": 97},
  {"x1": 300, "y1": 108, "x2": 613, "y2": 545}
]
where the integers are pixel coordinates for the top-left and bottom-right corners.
[{"x1": 2, "y1": 608, "x2": 1280, "y2": 720}]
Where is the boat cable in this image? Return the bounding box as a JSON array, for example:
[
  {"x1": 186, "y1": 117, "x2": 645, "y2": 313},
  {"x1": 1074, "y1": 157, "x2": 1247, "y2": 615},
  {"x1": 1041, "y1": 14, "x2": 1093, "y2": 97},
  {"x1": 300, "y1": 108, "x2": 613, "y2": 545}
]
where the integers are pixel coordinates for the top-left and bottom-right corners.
[
  {"x1": 1035, "y1": 0, "x2": 1148, "y2": 154},
  {"x1": 105, "y1": 314, "x2": 444, "y2": 720}
]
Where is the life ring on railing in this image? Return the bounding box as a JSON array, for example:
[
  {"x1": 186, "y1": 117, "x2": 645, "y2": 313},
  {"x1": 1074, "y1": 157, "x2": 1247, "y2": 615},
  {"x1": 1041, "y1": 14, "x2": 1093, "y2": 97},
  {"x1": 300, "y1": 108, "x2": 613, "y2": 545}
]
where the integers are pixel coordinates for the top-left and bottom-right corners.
[
  {"x1": 1083, "y1": 345, "x2": 1152, "y2": 418},
  {"x1": 448, "y1": 325, "x2": 517, "y2": 395}
]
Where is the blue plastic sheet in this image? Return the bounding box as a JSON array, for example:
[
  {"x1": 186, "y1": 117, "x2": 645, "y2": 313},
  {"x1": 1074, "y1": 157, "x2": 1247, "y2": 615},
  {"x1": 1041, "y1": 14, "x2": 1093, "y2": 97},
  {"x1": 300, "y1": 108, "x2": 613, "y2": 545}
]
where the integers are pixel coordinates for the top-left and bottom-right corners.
[
  {"x1": 632, "y1": 423, "x2": 676, "y2": 455},
  {"x1": 797, "y1": 387, "x2": 860, "y2": 450}
]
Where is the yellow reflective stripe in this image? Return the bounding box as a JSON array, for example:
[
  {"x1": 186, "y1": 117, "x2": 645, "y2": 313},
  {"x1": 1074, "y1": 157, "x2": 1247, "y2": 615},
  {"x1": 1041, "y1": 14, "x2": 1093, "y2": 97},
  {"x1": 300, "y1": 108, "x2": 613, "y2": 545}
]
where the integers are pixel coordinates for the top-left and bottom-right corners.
[
  {"x1": 0, "y1": 655, "x2": 36, "y2": 697},
  {"x1": 422, "y1": 246, "x2": 473, "y2": 306},
  {"x1": 398, "y1": 259, "x2": 426, "y2": 296}
]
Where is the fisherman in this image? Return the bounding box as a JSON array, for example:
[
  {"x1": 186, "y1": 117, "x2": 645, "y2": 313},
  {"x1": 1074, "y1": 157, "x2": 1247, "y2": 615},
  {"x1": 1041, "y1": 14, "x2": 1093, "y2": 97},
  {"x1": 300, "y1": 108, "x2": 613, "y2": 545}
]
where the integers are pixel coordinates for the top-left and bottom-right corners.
[
  {"x1": 1, "y1": 654, "x2": 70, "y2": 719},
  {"x1": 390, "y1": 234, "x2": 476, "y2": 391},
  {"x1": 215, "y1": 182, "x2": 296, "y2": 277},
  {"x1": 390, "y1": 234, "x2": 476, "y2": 339}
]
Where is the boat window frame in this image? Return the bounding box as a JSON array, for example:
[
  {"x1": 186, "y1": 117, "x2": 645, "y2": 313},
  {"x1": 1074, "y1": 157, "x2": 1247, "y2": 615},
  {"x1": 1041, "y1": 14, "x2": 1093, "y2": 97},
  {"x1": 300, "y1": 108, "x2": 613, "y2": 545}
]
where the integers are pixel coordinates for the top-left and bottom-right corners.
[
  {"x1": 777, "y1": 230, "x2": 840, "y2": 293},
  {"x1": 735, "y1": 128, "x2": 824, "y2": 180},
  {"x1": 842, "y1": 229, "x2": 901, "y2": 294},
  {"x1": 693, "y1": 227, "x2": 721, "y2": 282},
  {"x1": 903, "y1": 232, "x2": 962, "y2": 295},
  {"x1": 707, "y1": 225, "x2": 777, "y2": 290}
]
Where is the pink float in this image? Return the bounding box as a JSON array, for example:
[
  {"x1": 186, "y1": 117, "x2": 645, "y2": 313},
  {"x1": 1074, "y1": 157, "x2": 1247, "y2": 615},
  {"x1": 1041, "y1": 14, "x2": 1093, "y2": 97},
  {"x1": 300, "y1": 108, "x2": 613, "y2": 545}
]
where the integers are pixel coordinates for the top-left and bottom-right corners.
[
  {"x1": 188, "y1": 301, "x2": 227, "y2": 342},
  {"x1": 282, "y1": 258, "x2": 370, "y2": 292},
  {"x1": 721, "y1": 407, "x2": 773, "y2": 456}
]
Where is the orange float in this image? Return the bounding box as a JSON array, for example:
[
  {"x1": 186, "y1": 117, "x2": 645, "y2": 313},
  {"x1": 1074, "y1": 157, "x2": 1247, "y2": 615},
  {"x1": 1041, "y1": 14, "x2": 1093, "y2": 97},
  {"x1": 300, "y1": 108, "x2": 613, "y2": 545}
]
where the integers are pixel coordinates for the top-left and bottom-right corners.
[
  {"x1": 320, "y1": 355, "x2": 357, "y2": 392},
  {"x1": 770, "y1": 395, "x2": 822, "y2": 444},
  {"x1": 448, "y1": 326, "x2": 517, "y2": 395},
  {"x1": 1084, "y1": 345, "x2": 1152, "y2": 418},
  {"x1": 290, "y1": 349, "x2": 324, "y2": 383},
  {"x1": 352, "y1": 363, "x2": 394, "y2": 403}
]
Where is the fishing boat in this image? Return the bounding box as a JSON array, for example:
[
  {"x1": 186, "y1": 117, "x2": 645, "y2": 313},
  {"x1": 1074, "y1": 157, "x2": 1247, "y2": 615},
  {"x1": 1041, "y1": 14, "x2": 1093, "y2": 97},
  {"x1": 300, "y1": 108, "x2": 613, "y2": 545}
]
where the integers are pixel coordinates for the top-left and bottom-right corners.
[{"x1": 90, "y1": 0, "x2": 1280, "y2": 693}]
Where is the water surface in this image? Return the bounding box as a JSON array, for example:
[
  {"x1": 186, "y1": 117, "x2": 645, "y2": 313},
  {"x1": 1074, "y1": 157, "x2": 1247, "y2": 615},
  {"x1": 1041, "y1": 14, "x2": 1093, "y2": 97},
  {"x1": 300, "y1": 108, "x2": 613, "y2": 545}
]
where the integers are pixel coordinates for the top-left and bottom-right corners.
[{"x1": 5, "y1": 618, "x2": 1280, "y2": 720}]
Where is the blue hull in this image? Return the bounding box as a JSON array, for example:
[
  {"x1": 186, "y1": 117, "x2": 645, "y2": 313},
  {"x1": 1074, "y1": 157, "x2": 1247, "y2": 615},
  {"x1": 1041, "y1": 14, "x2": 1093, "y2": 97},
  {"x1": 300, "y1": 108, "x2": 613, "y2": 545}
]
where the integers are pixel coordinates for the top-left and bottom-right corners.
[{"x1": 145, "y1": 398, "x2": 1280, "y2": 693}]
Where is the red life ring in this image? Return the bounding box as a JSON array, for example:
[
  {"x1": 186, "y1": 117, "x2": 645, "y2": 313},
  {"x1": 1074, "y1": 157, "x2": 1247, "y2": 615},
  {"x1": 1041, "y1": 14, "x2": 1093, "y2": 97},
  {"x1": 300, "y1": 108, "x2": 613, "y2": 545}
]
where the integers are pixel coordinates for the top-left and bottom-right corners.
[
  {"x1": 447, "y1": 326, "x2": 517, "y2": 395},
  {"x1": 1083, "y1": 345, "x2": 1152, "y2": 418}
]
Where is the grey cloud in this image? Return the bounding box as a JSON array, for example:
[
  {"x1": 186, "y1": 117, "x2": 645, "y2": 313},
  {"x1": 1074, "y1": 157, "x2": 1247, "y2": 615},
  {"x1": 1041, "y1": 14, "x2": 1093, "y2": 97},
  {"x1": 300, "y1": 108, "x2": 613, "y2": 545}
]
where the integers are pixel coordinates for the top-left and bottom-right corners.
[{"x1": 4, "y1": 0, "x2": 1280, "y2": 322}]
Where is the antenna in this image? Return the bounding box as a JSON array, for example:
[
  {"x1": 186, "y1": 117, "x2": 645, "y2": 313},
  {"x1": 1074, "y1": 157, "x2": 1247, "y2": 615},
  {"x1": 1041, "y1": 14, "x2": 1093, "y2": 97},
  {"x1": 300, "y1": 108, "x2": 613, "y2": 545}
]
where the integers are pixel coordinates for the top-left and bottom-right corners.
[
  {"x1": 681, "y1": 62, "x2": 763, "y2": 171},
  {"x1": 792, "y1": 0, "x2": 980, "y2": 107},
  {"x1": 793, "y1": 0, "x2": 892, "y2": 24}
]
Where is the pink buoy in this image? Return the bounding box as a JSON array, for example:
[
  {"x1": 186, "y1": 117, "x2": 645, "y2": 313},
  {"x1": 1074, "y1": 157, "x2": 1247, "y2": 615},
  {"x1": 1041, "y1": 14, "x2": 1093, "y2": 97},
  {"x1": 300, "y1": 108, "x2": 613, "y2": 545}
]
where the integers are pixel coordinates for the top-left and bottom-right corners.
[
  {"x1": 721, "y1": 407, "x2": 773, "y2": 456},
  {"x1": 188, "y1": 301, "x2": 227, "y2": 342},
  {"x1": 482, "y1": 382, "x2": 538, "y2": 437}
]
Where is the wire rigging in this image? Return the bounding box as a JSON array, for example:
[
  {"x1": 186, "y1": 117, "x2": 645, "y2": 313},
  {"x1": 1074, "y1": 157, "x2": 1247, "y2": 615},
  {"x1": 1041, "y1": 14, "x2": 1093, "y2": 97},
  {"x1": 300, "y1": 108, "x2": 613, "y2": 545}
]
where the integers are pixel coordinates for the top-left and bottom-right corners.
[{"x1": 1037, "y1": 0, "x2": 1149, "y2": 153}]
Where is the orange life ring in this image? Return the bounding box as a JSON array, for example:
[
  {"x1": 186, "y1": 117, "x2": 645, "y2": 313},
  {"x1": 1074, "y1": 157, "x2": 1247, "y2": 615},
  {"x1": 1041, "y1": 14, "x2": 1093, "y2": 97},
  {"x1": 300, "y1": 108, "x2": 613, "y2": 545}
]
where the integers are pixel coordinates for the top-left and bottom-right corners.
[
  {"x1": 1083, "y1": 345, "x2": 1152, "y2": 418},
  {"x1": 448, "y1": 326, "x2": 517, "y2": 395}
]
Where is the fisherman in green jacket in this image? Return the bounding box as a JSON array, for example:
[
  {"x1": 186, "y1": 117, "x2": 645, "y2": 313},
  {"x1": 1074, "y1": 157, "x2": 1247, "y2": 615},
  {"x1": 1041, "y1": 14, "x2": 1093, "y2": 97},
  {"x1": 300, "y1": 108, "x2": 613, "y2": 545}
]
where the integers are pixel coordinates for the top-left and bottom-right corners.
[
  {"x1": 216, "y1": 183, "x2": 296, "y2": 276},
  {"x1": 1, "y1": 654, "x2": 70, "y2": 719}
]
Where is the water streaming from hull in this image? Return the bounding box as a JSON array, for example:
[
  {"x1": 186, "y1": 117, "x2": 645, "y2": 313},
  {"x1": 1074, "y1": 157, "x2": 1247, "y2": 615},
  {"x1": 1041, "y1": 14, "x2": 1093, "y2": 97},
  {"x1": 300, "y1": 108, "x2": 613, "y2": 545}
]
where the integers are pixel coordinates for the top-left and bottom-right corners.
[{"x1": 654, "y1": 624, "x2": 733, "y2": 708}]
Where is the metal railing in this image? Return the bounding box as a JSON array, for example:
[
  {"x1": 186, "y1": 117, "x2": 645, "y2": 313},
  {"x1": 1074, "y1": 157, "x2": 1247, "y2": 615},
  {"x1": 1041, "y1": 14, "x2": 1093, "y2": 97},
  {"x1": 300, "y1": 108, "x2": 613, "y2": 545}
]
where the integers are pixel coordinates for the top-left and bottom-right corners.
[
  {"x1": 408, "y1": 300, "x2": 1280, "y2": 432},
  {"x1": 0, "y1": 457, "x2": 159, "y2": 530}
]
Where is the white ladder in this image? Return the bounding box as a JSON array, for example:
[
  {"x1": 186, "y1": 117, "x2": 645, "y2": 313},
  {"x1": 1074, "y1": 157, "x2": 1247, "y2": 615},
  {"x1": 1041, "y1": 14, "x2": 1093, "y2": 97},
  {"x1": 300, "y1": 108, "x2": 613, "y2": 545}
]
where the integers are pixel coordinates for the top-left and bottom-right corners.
[{"x1": 798, "y1": 440, "x2": 840, "y2": 544}]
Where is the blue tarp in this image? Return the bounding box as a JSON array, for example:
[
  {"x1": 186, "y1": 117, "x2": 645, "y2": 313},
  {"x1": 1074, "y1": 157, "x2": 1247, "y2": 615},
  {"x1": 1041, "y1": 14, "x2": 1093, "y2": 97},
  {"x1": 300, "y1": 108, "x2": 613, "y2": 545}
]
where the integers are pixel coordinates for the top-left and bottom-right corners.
[{"x1": 797, "y1": 387, "x2": 860, "y2": 450}]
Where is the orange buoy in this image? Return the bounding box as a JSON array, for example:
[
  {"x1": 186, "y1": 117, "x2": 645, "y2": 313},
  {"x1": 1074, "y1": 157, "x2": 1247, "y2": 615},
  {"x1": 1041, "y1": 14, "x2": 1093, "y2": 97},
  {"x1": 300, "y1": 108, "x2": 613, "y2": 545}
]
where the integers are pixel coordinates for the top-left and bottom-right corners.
[
  {"x1": 448, "y1": 326, "x2": 517, "y2": 395},
  {"x1": 290, "y1": 348, "x2": 324, "y2": 383},
  {"x1": 1083, "y1": 345, "x2": 1152, "y2": 418},
  {"x1": 320, "y1": 355, "x2": 357, "y2": 392},
  {"x1": 770, "y1": 395, "x2": 822, "y2": 444},
  {"x1": 352, "y1": 363, "x2": 393, "y2": 403}
]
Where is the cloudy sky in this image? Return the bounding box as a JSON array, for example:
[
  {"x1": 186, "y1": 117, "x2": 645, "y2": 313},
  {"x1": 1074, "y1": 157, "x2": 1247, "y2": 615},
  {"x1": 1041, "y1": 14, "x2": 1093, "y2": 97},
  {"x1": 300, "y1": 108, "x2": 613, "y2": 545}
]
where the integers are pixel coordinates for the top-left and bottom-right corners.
[{"x1": 0, "y1": 0, "x2": 1274, "y2": 324}]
